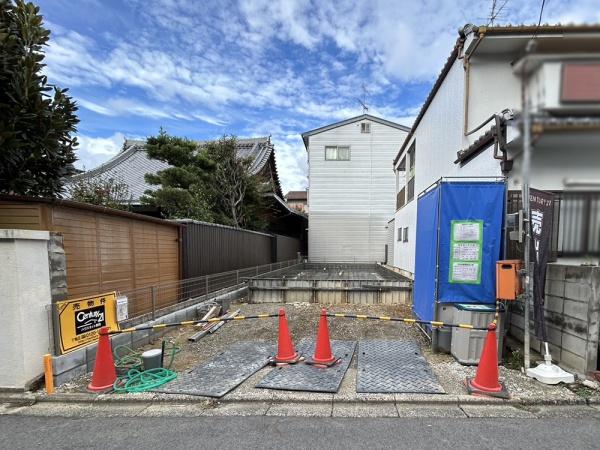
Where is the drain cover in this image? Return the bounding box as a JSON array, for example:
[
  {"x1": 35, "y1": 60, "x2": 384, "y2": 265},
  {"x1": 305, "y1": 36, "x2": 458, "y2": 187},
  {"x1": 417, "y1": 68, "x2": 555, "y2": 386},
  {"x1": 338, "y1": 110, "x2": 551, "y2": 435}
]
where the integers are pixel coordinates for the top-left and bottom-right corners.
[{"x1": 356, "y1": 340, "x2": 444, "y2": 394}]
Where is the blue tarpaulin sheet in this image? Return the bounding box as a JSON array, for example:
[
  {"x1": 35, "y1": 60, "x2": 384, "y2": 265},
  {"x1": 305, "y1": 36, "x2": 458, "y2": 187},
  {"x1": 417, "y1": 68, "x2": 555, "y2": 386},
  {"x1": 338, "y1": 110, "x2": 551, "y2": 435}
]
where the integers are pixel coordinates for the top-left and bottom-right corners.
[
  {"x1": 413, "y1": 181, "x2": 505, "y2": 321},
  {"x1": 413, "y1": 187, "x2": 440, "y2": 322}
]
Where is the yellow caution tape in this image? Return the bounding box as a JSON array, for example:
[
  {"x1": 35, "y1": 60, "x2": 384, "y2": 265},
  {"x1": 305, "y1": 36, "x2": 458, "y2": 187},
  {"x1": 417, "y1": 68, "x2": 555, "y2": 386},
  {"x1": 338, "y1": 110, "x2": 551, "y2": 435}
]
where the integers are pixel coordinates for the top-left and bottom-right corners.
[
  {"x1": 403, "y1": 319, "x2": 416, "y2": 324},
  {"x1": 356, "y1": 314, "x2": 367, "y2": 319},
  {"x1": 379, "y1": 316, "x2": 391, "y2": 321},
  {"x1": 334, "y1": 313, "x2": 346, "y2": 317},
  {"x1": 430, "y1": 321, "x2": 444, "y2": 327}
]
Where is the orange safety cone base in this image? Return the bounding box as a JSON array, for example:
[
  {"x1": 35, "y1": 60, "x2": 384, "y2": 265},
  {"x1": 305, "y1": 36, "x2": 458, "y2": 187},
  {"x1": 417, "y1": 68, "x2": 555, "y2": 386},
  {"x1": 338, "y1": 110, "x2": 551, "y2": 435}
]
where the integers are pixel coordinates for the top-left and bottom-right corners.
[
  {"x1": 270, "y1": 353, "x2": 303, "y2": 365},
  {"x1": 305, "y1": 355, "x2": 340, "y2": 367},
  {"x1": 465, "y1": 377, "x2": 510, "y2": 399},
  {"x1": 87, "y1": 326, "x2": 117, "y2": 392}
]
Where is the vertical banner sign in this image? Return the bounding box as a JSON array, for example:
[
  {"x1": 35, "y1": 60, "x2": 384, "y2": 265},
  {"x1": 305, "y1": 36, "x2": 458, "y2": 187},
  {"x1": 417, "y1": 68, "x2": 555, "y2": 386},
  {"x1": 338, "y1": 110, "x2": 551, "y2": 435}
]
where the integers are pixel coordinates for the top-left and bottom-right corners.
[
  {"x1": 449, "y1": 220, "x2": 483, "y2": 284},
  {"x1": 56, "y1": 292, "x2": 119, "y2": 354},
  {"x1": 530, "y1": 188, "x2": 554, "y2": 341}
]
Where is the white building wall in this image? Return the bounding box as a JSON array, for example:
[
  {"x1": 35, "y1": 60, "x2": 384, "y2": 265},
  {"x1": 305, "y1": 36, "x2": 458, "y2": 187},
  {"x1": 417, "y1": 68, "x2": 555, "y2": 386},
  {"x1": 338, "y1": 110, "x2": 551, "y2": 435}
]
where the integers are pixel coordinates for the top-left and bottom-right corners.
[
  {"x1": 393, "y1": 38, "x2": 600, "y2": 274},
  {"x1": 0, "y1": 229, "x2": 52, "y2": 390},
  {"x1": 308, "y1": 120, "x2": 407, "y2": 262},
  {"x1": 393, "y1": 57, "x2": 509, "y2": 273}
]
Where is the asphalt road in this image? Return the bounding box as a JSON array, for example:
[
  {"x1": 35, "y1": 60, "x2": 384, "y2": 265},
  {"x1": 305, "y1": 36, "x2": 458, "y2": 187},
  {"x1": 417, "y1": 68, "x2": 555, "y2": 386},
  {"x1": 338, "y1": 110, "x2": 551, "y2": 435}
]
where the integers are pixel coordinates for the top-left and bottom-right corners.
[{"x1": 1, "y1": 415, "x2": 599, "y2": 449}]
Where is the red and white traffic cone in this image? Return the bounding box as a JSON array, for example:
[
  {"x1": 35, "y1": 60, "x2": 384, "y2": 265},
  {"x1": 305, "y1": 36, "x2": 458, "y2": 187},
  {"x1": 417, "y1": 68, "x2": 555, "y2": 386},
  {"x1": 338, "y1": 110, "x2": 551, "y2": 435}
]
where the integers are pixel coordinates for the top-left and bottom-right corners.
[
  {"x1": 466, "y1": 323, "x2": 510, "y2": 399},
  {"x1": 306, "y1": 308, "x2": 339, "y2": 367},
  {"x1": 87, "y1": 327, "x2": 117, "y2": 392},
  {"x1": 271, "y1": 308, "x2": 301, "y2": 364}
]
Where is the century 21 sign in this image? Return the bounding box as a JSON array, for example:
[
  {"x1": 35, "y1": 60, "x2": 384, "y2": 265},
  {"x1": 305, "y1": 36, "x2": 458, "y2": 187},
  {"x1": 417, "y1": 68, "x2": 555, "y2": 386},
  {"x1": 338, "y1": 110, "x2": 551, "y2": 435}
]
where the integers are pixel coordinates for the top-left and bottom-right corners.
[{"x1": 56, "y1": 292, "x2": 120, "y2": 354}]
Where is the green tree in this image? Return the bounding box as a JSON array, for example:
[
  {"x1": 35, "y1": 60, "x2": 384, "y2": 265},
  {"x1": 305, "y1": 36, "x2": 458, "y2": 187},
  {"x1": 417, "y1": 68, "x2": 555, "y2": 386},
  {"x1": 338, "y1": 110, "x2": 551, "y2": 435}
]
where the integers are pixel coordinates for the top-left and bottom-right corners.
[
  {"x1": 69, "y1": 176, "x2": 133, "y2": 210},
  {"x1": 0, "y1": 0, "x2": 79, "y2": 197},
  {"x1": 142, "y1": 130, "x2": 266, "y2": 229}
]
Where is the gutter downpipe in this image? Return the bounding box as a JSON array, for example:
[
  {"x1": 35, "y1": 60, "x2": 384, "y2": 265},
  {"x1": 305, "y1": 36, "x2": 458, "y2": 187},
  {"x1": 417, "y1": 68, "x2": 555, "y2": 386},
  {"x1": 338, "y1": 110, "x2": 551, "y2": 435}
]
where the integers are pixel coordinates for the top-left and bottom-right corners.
[{"x1": 463, "y1": 30, "x2": 486, "y2": 136}]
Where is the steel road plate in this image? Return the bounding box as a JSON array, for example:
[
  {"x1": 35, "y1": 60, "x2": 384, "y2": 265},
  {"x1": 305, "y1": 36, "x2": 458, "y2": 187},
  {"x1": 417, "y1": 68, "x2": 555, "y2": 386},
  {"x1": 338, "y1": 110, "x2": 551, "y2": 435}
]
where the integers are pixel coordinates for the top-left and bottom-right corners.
[
  {"x1": 256, "y1": 339, "x2": 356, "y2": 393},
  {"x1": 356, "y1": 340, "x2": 444, "y2": 394},
  {"x1": 154, "y1": 341, "x2": 274, "y2": 398}
]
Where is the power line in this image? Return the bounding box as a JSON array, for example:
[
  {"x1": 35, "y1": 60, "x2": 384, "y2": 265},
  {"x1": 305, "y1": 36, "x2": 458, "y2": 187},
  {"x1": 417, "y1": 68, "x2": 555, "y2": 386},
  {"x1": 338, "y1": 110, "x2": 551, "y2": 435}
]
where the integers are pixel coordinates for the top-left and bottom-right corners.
[{"x1": 531, "y1": 0, "x2": 547, "y2": 41}]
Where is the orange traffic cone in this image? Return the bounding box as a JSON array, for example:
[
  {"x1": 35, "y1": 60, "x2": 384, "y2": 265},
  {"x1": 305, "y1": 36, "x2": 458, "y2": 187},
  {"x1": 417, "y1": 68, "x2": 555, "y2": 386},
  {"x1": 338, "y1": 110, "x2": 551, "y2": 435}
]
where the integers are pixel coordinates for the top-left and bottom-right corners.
[
  {"x1": 306, "y1": 308, "x2": 339, "y2": 367},
  {"x1": 272, "y1": 308, "x2": 301, "y2": 364},
  {"x1": 466, "y1": 323, "x2": 510, "y2": 399},
  {"x1": 87, "y1": 327, "x2": 117, "y2": 392}
]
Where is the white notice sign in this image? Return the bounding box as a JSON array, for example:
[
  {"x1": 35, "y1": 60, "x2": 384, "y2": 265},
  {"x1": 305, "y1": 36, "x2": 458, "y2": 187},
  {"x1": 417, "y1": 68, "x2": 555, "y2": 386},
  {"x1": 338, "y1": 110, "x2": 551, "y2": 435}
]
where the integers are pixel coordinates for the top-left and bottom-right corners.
[
  {"x1": 453, "y1": 222, "x2": 481, "y2": 242},
  {"x1": 452, "y1": 242, "x2": 480, "y2": 261},
  {"x1": 451, "y1": 262, "x2": 479, "y2": 282}
]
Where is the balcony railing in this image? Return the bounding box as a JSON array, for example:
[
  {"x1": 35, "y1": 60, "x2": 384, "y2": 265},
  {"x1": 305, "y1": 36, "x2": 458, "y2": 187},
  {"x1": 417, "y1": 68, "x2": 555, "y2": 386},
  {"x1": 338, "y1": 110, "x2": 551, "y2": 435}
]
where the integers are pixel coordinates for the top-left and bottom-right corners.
[{"x1": 396, "y1": 187, "x2": 406, "y2": 210}]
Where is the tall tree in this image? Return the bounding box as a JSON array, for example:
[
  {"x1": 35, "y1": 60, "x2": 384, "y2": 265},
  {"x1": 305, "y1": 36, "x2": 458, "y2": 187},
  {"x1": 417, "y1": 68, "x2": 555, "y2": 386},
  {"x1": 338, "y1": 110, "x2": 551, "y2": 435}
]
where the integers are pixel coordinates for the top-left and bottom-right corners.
[
  {"x1": 142, "y1": 131, "x2": 266, "y2": 229},
  {"x1": 0, "y1": 0, "x2": 79, "y2": 197}
]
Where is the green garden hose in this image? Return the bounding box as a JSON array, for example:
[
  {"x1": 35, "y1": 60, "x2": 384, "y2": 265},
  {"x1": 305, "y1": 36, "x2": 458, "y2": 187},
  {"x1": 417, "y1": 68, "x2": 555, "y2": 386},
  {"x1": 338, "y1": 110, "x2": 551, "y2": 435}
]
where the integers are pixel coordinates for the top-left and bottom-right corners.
[
  {"x1": 113, "y1": 342, "x2": 181, "y2": 393},
  {"x1": 113, "y1": 368, "x2": 177, "y2": 393}
]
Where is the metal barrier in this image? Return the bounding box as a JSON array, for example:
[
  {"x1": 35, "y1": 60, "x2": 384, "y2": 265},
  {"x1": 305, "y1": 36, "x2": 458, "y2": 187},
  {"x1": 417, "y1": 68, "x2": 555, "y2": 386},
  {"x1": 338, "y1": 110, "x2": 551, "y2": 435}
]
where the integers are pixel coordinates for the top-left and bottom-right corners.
[
  {"x1": 107, "y1": 313, "x2": 279, "y2": 334},
  {"x1": 117, "y1": 259, "x2": 300, "y2": 321},
  {"x1": 327, "y1": 313, "x2": 489, "y2": 331}
]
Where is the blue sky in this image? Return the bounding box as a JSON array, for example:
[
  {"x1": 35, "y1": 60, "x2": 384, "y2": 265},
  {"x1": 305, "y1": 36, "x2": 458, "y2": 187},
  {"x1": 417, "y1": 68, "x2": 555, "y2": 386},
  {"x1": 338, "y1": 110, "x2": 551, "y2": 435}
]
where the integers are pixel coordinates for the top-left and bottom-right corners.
[{"x1": 37, "y1": 0, "x2": 596, "y2": 192}]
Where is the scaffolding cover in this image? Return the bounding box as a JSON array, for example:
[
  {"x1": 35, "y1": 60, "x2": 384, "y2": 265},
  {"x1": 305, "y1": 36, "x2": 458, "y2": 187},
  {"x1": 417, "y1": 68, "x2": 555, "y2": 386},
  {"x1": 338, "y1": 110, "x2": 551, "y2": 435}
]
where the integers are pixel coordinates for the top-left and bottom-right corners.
[
  {"x1": 414, "y1": 181, "x2": 505, "y2": 321},
  {"x1": 413, "y1": 187, "x2": 440, "y2": 322}
]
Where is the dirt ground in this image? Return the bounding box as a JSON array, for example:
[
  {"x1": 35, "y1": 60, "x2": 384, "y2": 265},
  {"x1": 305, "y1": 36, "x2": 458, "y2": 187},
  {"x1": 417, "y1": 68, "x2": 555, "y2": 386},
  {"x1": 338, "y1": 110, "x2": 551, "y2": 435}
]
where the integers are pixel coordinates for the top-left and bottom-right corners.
[
  {"x1": 55, "y1": 300, "x2": 595, "y2": 402},
  {"x1": 153, "y1": 301, "x2": 424, "y2": 373}
]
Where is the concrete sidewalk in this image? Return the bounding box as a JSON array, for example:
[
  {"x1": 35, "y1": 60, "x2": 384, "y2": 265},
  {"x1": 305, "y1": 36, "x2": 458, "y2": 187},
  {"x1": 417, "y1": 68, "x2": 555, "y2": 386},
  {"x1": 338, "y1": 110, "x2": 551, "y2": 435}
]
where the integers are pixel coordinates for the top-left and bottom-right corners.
[{"x1": 2, "y1": 398, "x2": 600, "y2": 419}]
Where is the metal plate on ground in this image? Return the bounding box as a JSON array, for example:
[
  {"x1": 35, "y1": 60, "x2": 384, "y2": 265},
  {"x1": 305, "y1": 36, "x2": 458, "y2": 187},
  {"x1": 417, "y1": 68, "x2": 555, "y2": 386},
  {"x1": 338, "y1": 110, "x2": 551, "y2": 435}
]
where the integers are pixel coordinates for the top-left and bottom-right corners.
[
  {"x1": 154, "y1": 341, "x2": 274, "y2": 398},
  {"x1": 256, "y1": 339, "x2": 356, "y2": 393},
  {"x1": 356, "y1": 340, "x2": 444, "y2": 394}
]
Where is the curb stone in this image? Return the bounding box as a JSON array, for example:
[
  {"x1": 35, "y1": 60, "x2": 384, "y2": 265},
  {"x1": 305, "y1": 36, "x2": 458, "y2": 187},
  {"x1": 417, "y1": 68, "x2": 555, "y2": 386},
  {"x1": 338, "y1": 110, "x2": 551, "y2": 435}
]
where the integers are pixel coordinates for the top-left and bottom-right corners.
[{"x1": 0, "y1": 391, "x2": 590, "y2": 407}]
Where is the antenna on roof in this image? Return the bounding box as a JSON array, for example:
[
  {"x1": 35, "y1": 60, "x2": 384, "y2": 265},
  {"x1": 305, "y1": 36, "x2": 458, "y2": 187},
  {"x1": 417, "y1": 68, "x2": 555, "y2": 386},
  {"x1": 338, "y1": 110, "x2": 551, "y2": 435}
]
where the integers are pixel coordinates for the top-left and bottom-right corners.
[
  {"x1": 486, "y1": 0, "x2": 509, "y2": 26},
  {"x1": 356, "y1": 84, "x2": 370, "y2": 114}
]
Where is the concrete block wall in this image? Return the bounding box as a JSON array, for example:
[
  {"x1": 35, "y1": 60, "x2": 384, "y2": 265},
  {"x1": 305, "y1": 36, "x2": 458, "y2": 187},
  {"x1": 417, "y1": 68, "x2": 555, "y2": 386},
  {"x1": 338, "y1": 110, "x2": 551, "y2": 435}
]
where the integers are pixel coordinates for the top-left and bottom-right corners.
[
  {"x1": 509, "y1": 264, "x2": 600, "y2": 376},
  {"x1": 51, "y1": 286, "x2": 248, "y2": 386}
]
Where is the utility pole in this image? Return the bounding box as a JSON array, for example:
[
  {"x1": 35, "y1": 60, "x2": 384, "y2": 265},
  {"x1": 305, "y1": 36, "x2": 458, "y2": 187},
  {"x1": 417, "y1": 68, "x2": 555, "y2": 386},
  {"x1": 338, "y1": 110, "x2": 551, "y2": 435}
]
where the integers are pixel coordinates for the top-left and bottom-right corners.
[{"x1": 520, "y1": 40, "x2": 535, "y2": 370}]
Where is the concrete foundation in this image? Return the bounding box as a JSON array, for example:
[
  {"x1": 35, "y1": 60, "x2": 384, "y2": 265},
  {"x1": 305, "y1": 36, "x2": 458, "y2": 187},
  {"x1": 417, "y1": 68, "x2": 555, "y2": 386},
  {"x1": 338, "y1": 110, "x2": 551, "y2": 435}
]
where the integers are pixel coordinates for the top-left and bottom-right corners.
[{"x1": 247, "y1": 263, "x2": 412, "y2": 305}]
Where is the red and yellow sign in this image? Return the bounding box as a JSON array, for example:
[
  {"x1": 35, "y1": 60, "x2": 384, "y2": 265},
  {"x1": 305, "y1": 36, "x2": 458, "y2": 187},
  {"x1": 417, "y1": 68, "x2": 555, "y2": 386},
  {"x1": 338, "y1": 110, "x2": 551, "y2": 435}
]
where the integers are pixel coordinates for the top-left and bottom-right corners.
[{"x1": 56, "y1": 292, "x2": 119, "y2": 354}]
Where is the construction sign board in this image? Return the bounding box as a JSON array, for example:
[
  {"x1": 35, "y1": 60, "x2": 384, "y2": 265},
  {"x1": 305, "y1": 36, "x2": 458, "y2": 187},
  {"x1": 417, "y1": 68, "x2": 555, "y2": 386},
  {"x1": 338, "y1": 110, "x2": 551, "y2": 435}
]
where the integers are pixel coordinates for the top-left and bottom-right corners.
[
  {"x1": 449, "y1": 220, "x2": 483, "y2": 284},
  {"x1": 56, "y1": 292, "x2": 119, "y2": 354}
]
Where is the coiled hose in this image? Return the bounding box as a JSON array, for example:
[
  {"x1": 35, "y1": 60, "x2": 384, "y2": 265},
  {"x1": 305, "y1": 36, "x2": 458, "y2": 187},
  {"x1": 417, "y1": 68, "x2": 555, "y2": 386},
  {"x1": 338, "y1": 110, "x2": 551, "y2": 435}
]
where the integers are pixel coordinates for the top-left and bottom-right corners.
[{"x1": 113, "y1": 342, "x2": 180, "y2": 393}]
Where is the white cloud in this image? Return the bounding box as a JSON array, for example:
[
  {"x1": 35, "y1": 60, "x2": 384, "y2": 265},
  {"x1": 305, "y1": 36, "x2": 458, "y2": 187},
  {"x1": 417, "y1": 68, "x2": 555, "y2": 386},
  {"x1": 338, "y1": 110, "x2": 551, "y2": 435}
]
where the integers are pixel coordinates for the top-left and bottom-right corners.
[
  {"x1": 75, "y1": 132, "x2": 126, "y2": 170},
  {"x1": 41, "y1": 0, "x2": 598, "y2": 193}
]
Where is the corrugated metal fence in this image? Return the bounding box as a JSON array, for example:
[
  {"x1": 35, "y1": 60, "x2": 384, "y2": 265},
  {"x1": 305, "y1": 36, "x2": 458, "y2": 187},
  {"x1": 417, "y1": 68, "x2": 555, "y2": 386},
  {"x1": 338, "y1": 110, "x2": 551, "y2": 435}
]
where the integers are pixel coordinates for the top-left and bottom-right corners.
[{"x1": 179, "y1": 219, "x2": 302, "y2": 278}]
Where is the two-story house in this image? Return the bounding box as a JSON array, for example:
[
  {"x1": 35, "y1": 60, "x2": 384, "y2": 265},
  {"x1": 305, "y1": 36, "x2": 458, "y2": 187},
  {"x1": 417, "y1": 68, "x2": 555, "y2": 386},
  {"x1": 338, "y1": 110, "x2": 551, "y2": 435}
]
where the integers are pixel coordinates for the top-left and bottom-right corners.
[
  {"x1": 393, "y1": 24, "x2": 600, "y2": 274},
  {"x1": 302, "y1": 114, "x2": 409, "y2": 262}
]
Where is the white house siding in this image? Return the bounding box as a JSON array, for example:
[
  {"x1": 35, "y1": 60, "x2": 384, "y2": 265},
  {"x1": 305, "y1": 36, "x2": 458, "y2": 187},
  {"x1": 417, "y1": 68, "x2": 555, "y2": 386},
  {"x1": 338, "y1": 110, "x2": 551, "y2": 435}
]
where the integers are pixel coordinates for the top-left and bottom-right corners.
[
  {"x1": 308, "y1": 120, "x2": 407, "y2": 262},
  {"x1": 393, "y1": 58, "x2": 506, "y2": 273}
]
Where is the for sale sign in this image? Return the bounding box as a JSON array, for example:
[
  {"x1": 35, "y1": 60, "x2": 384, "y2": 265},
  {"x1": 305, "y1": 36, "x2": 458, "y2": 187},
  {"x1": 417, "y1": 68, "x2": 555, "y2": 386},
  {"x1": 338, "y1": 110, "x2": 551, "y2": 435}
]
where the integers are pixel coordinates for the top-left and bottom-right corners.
[{"x1": 56, "y1": 292, "x2": 119, "y2": 354}]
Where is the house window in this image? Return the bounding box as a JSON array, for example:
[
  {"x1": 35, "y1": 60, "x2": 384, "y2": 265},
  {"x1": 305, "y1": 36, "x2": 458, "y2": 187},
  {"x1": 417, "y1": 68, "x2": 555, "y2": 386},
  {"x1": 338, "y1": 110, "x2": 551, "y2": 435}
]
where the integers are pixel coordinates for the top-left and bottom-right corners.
[
  {"x1": 407, "y1": 141, "x2": 416, "y2": 202},
  {"x1": 325, "y1": 146, "x2": 350, "y2": 161},
  {"x1": 361, "y1": 123, "x2": 371, "y2": 133},
  {"x1": 403, "y1": 227, "x2": 409, "y2": 242},
  {"x1": 397, "y1": 227, "x2": 402, "y2": 241}
]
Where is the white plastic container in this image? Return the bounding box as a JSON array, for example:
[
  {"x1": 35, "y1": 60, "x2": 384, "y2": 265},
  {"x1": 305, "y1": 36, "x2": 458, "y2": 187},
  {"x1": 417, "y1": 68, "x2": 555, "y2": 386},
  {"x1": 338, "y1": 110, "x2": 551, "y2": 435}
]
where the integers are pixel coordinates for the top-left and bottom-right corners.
[{"x1": 451, "y1": 303, "x2": 504, "y2": 365}]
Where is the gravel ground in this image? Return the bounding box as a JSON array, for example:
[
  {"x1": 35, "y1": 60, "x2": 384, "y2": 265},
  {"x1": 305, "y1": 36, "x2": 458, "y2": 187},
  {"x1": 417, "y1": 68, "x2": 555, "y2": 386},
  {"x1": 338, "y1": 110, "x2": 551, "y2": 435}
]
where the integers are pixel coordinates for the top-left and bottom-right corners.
[{"x1": 53, "y1": 301, "x2": 593, "y2": 402}]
